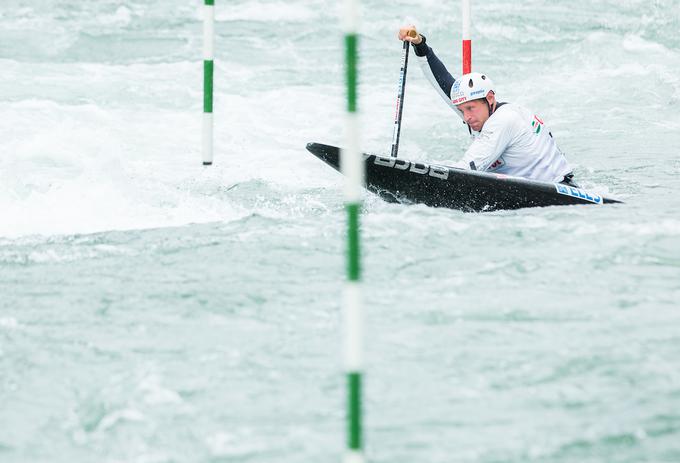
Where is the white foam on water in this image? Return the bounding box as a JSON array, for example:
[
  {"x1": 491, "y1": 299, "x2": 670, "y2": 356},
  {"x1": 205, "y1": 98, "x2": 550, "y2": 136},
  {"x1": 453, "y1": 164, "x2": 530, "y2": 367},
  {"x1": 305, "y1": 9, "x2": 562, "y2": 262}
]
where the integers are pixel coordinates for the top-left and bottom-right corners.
[
  {"x1": 0, "y1": 317, "x2": 19, "y2": 330},
  {"x1": 138, "y1": 374, "x2": 183, "y2": 406},
  {"x1": 96, "y1": 408, "x2": 146, "y2": 432},
  {"x1": 97, "y1": 6, "x2": 133, "y2": 27},
  {"x1": 0, "y1": 71, "x2": 349, "y2": 238},
  {"x1": 215, "y1": 1, "x2": 319, "y2": 22},
  {"x1": 0, "y1": 99, "x2": 244, "y2": 237}
]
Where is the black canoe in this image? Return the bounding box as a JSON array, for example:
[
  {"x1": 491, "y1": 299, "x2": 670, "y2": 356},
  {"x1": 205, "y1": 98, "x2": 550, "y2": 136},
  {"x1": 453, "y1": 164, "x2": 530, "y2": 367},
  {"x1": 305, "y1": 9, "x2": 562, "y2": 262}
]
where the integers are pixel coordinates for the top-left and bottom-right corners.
[{"x1": 306, "y1": 142, "x2": 622, "y2": 212}]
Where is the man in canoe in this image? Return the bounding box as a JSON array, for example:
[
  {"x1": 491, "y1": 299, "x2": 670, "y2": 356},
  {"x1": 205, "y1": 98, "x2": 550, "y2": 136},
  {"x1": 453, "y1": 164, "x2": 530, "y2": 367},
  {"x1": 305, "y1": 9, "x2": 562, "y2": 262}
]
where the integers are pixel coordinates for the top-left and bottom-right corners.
[{"x1": 398, "y1": 26, "x2": 578, "y2": 186}]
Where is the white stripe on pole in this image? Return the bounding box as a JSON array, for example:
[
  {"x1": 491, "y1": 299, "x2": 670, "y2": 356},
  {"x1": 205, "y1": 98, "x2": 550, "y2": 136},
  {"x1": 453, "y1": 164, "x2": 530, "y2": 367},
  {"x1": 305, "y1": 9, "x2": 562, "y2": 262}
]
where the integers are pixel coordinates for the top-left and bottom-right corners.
[
  {"x1": 342, "y1": 0, "x2": 359, "y2": 33},
  {"x1": 462, "y1": 0, "x2": 471, "y2": 39},
  {"x1": 202, "y1": 112, "x2": 213, "y2": 164},
  {"x1": 343, "y1": 282, "x2": 363, "y2": 371},
  {"x1": 203, "y1": 5, "x2": 215, "y2": 60},
  {"x1": 341, "y1": 113, "x2": 364, "y2": 203},
  {"x1": 344, "y1": 450, "x2": 365, "y2": 463}
]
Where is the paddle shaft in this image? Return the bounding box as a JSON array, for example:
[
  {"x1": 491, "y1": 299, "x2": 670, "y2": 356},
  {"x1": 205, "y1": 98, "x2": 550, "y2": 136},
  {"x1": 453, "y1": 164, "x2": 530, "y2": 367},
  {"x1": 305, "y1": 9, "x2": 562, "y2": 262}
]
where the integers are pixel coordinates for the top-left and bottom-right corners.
[{"x1": 390, "y1": 37, "x2": 412, "y2": 158}]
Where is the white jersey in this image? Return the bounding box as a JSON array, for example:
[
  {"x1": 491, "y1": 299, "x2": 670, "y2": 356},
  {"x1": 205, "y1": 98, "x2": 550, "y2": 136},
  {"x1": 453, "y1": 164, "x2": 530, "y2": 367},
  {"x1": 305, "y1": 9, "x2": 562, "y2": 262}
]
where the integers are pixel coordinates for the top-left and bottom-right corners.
[{"x1": 453, "y1": 103, "x2": 573, "y2": 182}]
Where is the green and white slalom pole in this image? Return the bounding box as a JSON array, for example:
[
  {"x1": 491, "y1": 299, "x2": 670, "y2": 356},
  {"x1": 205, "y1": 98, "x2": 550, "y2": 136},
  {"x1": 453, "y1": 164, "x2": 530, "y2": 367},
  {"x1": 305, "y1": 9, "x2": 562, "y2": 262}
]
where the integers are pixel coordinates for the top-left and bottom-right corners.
[
  {"x1": 341, "y1": 1, "x2": 364, "y2": 462},
  {"x1": 202, "y1": 0, "x2": 214, "y2": 165}
]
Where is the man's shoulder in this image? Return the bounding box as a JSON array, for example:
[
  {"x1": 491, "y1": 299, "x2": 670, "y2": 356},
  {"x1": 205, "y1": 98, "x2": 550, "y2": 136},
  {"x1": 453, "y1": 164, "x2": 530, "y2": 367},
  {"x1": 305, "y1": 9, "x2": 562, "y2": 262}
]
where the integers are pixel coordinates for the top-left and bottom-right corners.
[
  {"x1": 493, "y1": 102, "x2": 526, "y2": 116},
  {"x1": 486, "y1": 103, "x2": 525, "y2": 129},
  {"x1": 497, "y1": 102, "x2": 536, "y2": 119}
]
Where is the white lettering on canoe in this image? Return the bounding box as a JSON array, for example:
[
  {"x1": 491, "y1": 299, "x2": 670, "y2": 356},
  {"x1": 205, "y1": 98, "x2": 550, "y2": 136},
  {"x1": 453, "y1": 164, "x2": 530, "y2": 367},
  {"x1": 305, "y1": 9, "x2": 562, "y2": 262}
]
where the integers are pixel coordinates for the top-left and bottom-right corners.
[{"x1": 371, "y1": 156, "x2": 450, "y2": 180}]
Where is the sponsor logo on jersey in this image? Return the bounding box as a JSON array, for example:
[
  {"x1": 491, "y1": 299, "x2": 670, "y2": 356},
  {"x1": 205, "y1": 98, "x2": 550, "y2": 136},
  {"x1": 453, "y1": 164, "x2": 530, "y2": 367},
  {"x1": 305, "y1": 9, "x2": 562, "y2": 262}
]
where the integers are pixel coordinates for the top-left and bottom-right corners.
[
  {"x1": 554, "y1": 184, "x2": 603, "y2": 204},
  {"x1": 531, "y1": 114, "x2": 544, "y2": 134},
  {"x1": 488, "y1": 158, "x2": 505, "y2": 171}
]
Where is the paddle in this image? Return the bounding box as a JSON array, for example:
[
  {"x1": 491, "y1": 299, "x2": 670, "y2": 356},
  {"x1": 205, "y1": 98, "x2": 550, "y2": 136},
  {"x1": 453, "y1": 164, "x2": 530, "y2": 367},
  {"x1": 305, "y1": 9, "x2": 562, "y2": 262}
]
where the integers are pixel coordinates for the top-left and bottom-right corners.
[{"x1": 390, "y1": 30, "x2": 416, "y2": 158}]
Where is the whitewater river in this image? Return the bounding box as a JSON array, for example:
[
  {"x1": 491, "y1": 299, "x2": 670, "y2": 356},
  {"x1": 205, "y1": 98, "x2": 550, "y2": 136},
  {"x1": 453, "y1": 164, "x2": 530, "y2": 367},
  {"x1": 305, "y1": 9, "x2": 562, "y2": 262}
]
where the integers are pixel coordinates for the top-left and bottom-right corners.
[{"x1": 1, "y1": 1, "x2": 679, "y2": 462}]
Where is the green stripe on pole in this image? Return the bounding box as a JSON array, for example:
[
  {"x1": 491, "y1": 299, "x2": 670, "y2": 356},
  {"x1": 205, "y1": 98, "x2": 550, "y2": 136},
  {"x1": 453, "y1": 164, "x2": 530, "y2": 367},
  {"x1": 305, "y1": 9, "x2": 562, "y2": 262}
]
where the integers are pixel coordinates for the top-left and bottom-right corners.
[
  {"x1": 345, "y1": 34, "x2": 358, "y2": 113},
  {"x1": 346, "y1": 203, "x2": 361, "y2": 281},
  {"x1": 203, "y1": 60, "x2": 213, "y2": 113},
  {"x1": 204, "y1": 0, "x2": 214, "y2": 5},
  {"x1": 347, "y1": 372, "x2": 362, "y2": 450}
]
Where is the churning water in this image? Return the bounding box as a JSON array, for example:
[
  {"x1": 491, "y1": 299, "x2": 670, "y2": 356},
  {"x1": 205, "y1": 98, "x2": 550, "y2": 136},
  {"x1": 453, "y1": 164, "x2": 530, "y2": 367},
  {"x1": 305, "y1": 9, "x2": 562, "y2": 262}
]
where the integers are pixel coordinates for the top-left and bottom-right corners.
[{"x1": 1, "y1": 1, "x2": 679, "y2": 462}]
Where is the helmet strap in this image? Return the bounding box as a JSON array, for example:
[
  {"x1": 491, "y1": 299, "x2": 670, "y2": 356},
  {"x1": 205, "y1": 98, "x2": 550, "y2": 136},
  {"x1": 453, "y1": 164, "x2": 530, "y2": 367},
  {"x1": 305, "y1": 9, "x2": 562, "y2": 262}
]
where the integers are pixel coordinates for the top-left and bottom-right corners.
[{"x1": 486, "y1": 98, "x2": 497, "y2": 117}]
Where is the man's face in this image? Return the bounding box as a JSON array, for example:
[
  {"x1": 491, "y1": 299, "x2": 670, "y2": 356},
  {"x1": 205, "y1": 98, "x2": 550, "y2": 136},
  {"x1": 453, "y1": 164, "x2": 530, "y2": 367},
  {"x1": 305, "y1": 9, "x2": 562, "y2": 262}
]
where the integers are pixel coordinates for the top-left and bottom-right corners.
[{"x1": 456, "y1": 96, "x2": 492, "y2": 132}]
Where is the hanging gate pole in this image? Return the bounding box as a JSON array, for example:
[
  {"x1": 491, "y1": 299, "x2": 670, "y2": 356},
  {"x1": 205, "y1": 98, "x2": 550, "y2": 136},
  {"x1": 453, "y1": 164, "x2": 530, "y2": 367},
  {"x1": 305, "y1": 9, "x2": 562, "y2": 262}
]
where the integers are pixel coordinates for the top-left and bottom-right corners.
[
  {"x1": 462, "y1": 0, "x2": 472, "y2": 74},
  {"x1": 341, "y1": 1, "x2": 364, "y2": 462},
  {"x1": 202, "y1": 0, "x2": 215, "y2": 165}
]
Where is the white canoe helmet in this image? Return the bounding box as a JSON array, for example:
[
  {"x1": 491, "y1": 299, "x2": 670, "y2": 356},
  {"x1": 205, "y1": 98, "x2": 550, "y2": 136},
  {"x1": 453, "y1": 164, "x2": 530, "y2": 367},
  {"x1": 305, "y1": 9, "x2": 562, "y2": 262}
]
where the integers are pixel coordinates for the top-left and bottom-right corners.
[{"x1": 450, "y1": 72, "x2": 495, "y2": 105}]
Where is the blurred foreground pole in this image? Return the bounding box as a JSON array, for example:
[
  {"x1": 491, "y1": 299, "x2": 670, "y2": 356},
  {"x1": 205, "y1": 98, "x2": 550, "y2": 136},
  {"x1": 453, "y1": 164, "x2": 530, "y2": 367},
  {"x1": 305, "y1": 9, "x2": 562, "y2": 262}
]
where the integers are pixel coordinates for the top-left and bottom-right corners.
[
  {"x1": 341, "y1": 0, "x2": 365, "y2": 462},
  {"x1": 462, "y1": 0, "x2": 472, "y2": 73},
  {"x1": 202, "y1": 0, "x2": 214, "y2": 165}
]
